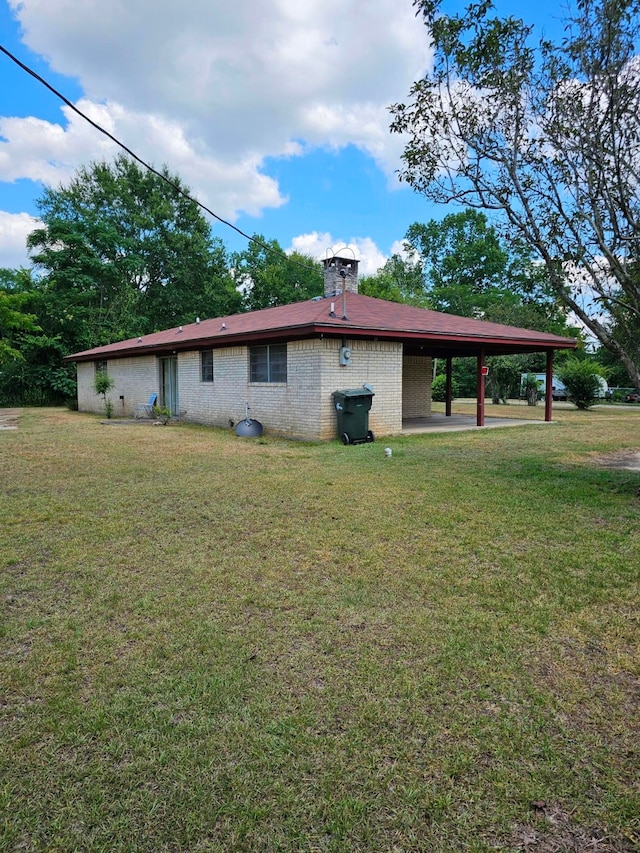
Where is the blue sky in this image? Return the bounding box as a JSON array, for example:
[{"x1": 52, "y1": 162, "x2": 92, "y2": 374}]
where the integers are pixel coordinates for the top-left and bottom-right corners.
[{"x1": 0, "y1": 0, "x2": 562, "y2": 274}]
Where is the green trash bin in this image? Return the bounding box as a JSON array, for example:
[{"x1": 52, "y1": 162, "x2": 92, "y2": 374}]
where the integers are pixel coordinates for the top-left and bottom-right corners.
[{"x1": 333, "y1": 387, "x2": 375, "y2": 445}]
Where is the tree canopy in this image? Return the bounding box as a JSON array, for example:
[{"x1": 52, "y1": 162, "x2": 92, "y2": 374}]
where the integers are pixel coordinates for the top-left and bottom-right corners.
[
  {"x1": 404, "y1": 210, "x2": 570, "y2": 334},
  {"x1": 359, "y1": 253, "x2": 428, "y2": 305},
  {"x1": 361, "y1": 210, "x2": 571, "y2": 338},
  {"x1": 27, "y1": 155, "x2": 241, "y2": 353},
  {"x1": 0, "y1": 156, "x2": 244, "y2": 405},
  {"x1": 390, "y1": 0, "x2": 640, "y2": 389},
  {"x1": 0, "y1": 270, "x2": 39, "y2": 365},
  {"x1": 232, "y1": 236, "x2": 323, "y2": 311}
]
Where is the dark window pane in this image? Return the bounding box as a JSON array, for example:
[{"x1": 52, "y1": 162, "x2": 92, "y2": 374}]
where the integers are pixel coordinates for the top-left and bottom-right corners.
[
  {"x1": 250, "y1": 346, "x2": 269, "y2": 382},
  {"x1": 201, "y1": 350, "x2": 214, "y2": 382},
  {"x1": 269, "y1": 345, "x2": 287, "y2": 383},
  {"x1": 249, "y1": 344, "x2": 287, "y2": 383}
]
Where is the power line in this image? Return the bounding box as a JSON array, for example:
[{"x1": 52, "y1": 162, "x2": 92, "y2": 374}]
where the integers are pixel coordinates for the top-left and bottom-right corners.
[{"x1": 0, "y1": 43, "x2": 322, "y2": 276}]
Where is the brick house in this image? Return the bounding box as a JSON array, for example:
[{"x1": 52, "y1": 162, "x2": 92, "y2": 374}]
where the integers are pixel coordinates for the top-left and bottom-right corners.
[{"x1": 66, "y1": 254, "x2": 576, "y2": 440}]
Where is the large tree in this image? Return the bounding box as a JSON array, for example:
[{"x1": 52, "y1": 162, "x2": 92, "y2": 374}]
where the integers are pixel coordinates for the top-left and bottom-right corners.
[
  {"x1": 0, "y1": 268, "x2": 77, "y2": 405},
  {"x1": 404, "y1": 209, "x2": 569, "y2": 334},
  {"x1": 0, "y1": 269, "x2": 39, "y2": 365},
  {"x1": 359, "y1": 252, "x2": 429, "y2": 305},
  {"x1": 402, "y1": 210, "x2": 574, "y2": 403},
  {"x1": 27, "y1": 155, "x2": 240, "y2": 353},
  {"x1": 232, "y1": 236, "x2": 322, "y2": 311},
  {"x1": 390, "y1": 0, "x2": 640, "y2": 389}
]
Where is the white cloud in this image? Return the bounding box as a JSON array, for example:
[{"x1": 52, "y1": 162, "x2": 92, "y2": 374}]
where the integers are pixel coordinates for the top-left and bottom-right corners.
[
  {"x1": 389, "y1": 239, "x2": 421, "y2": 263},
  {"x1": 3, "y1": 0, "x2": 429, "y2": 217},
  {"x1": 0, "y1": 108, "x2": 117, "y2": 186},
  {"x1": 0, "y1": 212, "x2": 40, "y2": 269},
  {"x1": 0, "y1": 101, "x2": 287, "y2": 220},
  {"x1": 288, "y1": 231, "x2": 337, "y2": 261},
  {"x1": 288, "y1": 231, "x2": 390, "y2": 277}
]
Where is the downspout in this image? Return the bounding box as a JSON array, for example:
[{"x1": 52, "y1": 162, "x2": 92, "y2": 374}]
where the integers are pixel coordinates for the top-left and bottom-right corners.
[{"x1": 545, "y1": 349, "x2": 554, "y2": 422}]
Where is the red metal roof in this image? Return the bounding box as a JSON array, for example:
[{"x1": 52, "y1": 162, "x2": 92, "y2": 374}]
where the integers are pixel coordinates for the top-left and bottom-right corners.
[{"x1": 66, "y1": 292, "x2": 576, "y2": 362}]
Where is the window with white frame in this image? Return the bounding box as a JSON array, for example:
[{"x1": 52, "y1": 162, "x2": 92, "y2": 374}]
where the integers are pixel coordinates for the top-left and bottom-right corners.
[
  {"x1": 201, "y1": 350, "x2": 214, "y2": 382},
  {"x1": 249, "y1": 344, "x2": 287, "y2": 383}
]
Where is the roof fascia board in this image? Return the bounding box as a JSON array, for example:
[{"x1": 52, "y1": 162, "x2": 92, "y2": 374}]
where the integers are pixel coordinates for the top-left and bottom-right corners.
[{"x1": 65, "y1": 321, "x2": 576, "y2": 363}]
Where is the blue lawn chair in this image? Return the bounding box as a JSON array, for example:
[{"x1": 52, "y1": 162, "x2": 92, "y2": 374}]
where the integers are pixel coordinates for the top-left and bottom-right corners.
[{"x1": 135, "y1": 393, "x2": 158, "y2": 418}]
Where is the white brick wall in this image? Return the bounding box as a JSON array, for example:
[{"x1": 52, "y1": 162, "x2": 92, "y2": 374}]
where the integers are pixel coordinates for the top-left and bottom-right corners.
[
  {"x1": 75, "y1": 339, "x2": 432, "y2": 439},
  {"x1": 319, "y1": 338, "x2": 403, "y2": 439},
  {"x1": 402, "y1": 355, "x2": 433, "y2": 418},
  {"x1": 180, "y1": 337, "x2": 404, "y2": 439},
  {"x1": 77, "y1": 357, "x2": 158, "y2": 416},
  {"x1": 178, "y1": 343, "x2": 320, "y2": 436}
]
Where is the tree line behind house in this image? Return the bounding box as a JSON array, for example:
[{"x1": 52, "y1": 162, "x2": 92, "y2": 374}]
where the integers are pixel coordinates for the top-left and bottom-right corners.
[
  {"x1": 4, "y1": 0, "x2": 640, "y2": 407},
  {"x1": 0, "y1": 155, "x2": 634, "y2": 407}
]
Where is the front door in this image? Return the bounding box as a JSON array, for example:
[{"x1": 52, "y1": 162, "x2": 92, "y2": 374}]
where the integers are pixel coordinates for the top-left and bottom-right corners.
[{"x1": 159, "y1": 356, "x2": 179, "y2": 415}]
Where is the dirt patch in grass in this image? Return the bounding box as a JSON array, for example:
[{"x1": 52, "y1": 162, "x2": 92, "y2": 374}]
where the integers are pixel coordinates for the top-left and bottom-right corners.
[
  {"x1": 593, "y1": 450, "x2": 640, "y2": 471},
  {"x1": 0, "y1": 408, "x2": 20, "y2": 430},
  {"x1": 507, "y1": 803, "x2": 638, "y2": 852}
]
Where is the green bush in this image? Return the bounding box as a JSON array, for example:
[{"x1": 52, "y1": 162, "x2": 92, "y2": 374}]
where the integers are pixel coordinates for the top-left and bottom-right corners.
[
  {"x1": 522, "y1": 373, "x2": 541, "y2": 406},
  {"x1": 612, "y1": 390, "x2": 628, "y2": 402},
  {"x1": 488, "y1": 355, "x2": 524, "y2": 404},
  {"x1": 93, "y1": 371, "x2": 115, "y2": 418},
  {"x1": 556, "y1": 359, "x2": 604, "y2": 410},
  {"x1": 451, "y1": 358, "x2": 477, "y2": 397},
  {"x1": 152, "y1": 405, "x2": 172, "y2": 424},
  {"x1": 0, "y1": 352, "x2": 76, "y2": 406},
  {"x1": 432, "y1": 373, "x2": 459, "y2": 402}
]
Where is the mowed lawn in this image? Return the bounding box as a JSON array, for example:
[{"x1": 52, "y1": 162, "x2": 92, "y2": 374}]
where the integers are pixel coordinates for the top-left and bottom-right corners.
[{"x1": 1, "y1": 406, "x2": 639, "y2": 853}]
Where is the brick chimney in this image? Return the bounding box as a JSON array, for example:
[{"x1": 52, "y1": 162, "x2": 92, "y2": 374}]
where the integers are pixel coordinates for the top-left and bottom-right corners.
[{"x1": 323, "y1": 254, "x2": 359, "y2": 297}]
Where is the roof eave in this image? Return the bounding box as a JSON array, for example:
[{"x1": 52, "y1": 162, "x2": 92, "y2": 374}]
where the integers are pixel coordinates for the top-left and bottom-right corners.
[
  {"x1": 65, "y1": 320, "x2": 577, "y2": 363},
  {"x1": 311, "y1": 323, "x2": 577, "y2": 350}
]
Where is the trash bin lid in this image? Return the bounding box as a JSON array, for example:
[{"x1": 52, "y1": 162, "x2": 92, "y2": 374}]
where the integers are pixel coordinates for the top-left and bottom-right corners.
[{"x1": 333, "y1": 387, "x2": 375, "y2": 398}]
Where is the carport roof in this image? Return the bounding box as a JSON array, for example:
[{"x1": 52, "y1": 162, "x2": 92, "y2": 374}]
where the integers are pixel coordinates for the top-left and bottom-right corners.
[{"x1": 66, "y1": 291, "x2": 576, "y2": 362}]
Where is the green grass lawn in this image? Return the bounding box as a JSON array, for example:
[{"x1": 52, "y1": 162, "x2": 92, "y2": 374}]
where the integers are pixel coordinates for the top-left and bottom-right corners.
[{"x1": 1, "y1": 406, "x2": 639, "y2": 852}]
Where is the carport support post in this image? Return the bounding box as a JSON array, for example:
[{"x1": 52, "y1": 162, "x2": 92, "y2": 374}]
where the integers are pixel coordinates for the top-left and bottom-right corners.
[
  {"x1": 477, "y1": 350, "x2": 485, "y2": 427},
  {"x1": 445, "y1": 356, "x2": 453, "y2": 417},
  {"x1": 545, "y1": 349, "x2": 554, "y2": 422}
]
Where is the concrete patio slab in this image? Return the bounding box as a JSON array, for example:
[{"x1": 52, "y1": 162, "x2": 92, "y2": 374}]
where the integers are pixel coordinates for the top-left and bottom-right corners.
[{"x1": 401, "y1": 414, "x2": 553, "y2": 434}]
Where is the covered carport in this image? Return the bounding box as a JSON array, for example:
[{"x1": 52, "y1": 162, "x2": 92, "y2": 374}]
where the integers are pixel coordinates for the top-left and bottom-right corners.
[{"x1": 402, "y1": 335, "x2": 573, "y2": 428}]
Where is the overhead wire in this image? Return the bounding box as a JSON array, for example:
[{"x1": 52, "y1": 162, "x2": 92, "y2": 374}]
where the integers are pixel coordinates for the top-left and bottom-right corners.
[{"x1": 0, "y1": 43, "x2": 323, "y2": 277}]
